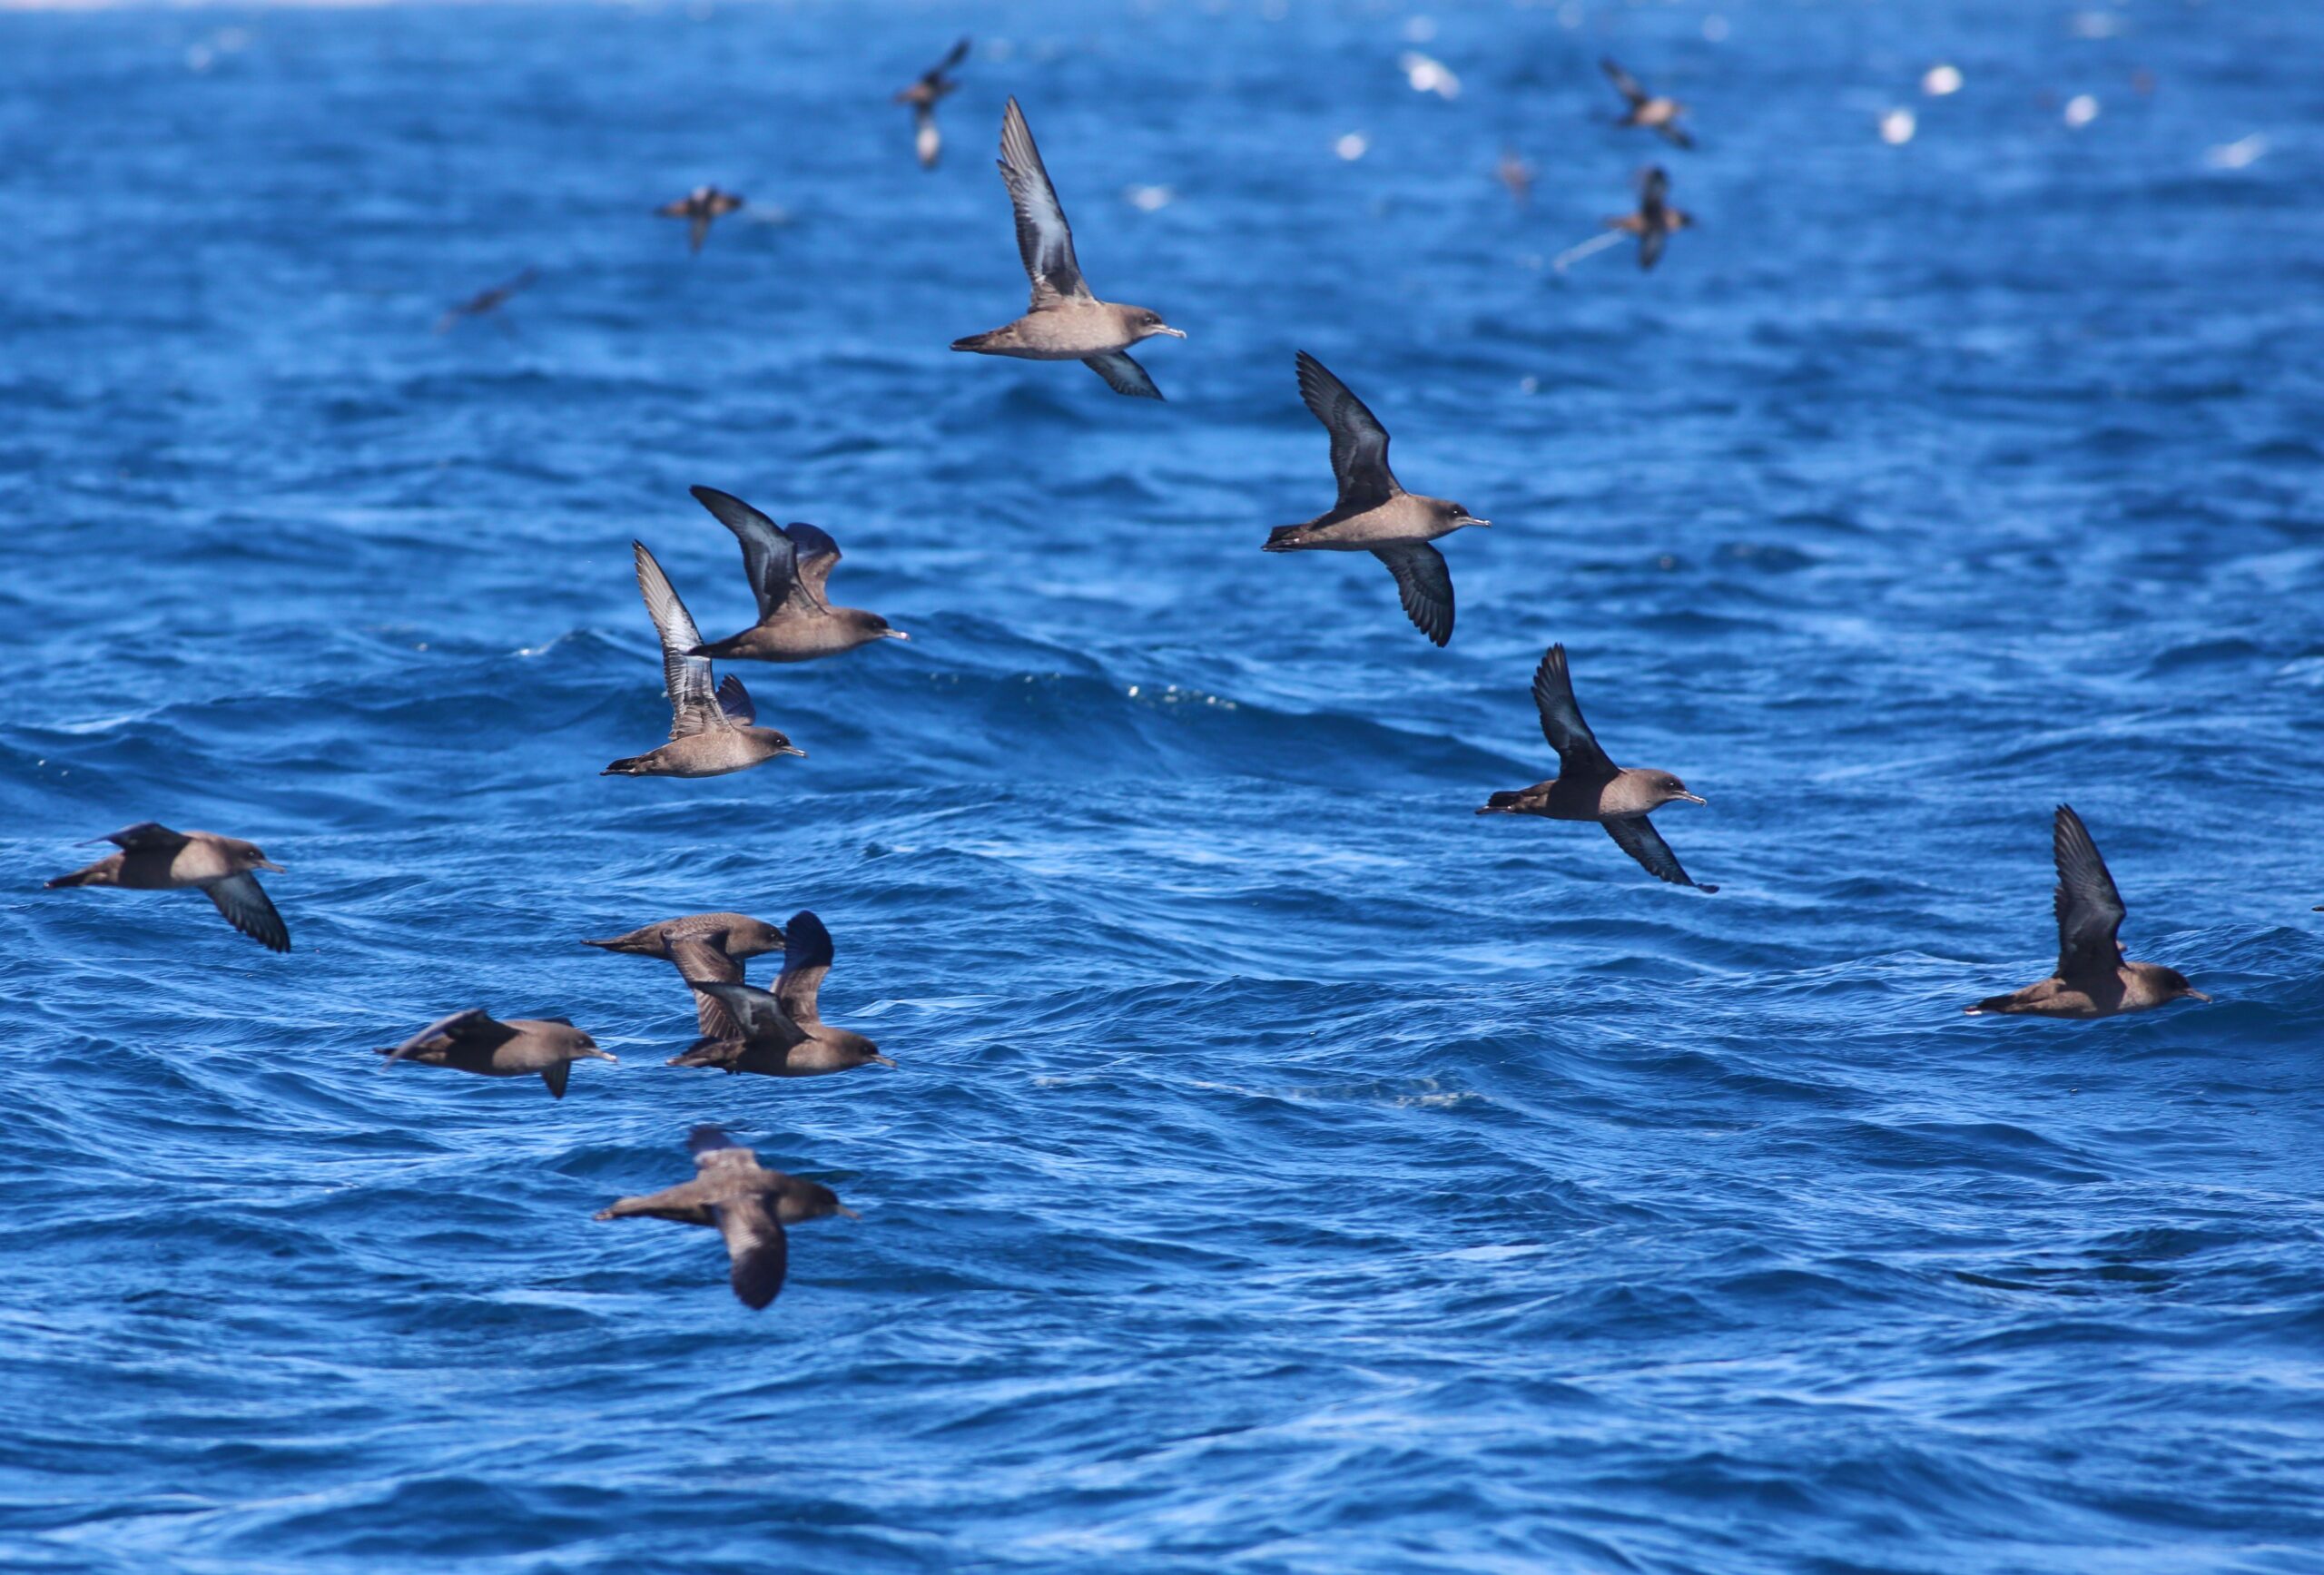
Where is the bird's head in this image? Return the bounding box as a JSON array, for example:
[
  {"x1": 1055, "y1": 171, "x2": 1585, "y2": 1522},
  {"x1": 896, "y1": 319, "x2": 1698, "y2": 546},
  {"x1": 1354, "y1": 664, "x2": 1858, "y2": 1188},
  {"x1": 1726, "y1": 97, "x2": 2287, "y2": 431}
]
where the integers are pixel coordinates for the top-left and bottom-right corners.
[
  {"x1": 1128, "y1": 307, "x2": 1187, "y2": 342},
  {"x1": 1649, "y1": 772, "x2": 1706, "y2": 807},
  {"x1": 224, "y1": 838, "x2": 286, "y2": 874},
  {"x1": 1437, "y1": 499, "x2": 1492, "y2": 531}
]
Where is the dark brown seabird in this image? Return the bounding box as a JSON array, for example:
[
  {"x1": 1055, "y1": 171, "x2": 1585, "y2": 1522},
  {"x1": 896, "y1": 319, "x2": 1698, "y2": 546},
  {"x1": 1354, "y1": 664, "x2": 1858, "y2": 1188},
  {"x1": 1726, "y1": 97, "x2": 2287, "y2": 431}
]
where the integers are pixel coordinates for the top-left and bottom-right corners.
[
  {"x1": 434, "y1": 268, "x2": 537, "y2": 334},
  {"x1": 655, "y1": 186, "x2": 744, "y2": 253},
  {"x1": 595, "y1": 1125, "x2": 856, "y2": 1309},
  {"x1": 604, "y1": 542, "x2": 807, "y2": 778},
  {"x1": 584, "y1": 911, "x2": 788, "y2": 1039},
  {"x1": 895, "y1": 37, "x2": 970, "y2": 169},
  {"x1": 684, "y1": 486, "x2": 909, "y2": 663},
  {"x1": 1601, "y1": 58, "x2": 1694, "y2": 148},
  {"x1": 1477, "y1": 645, "x2": 1716, "y2": 891},
  {"x1": 950, "y1": 97, "x2": 1186, "y2": 400},
  {"x1": 1496, "y1": 147, "x2": 1534, "y2": 206},
  {"x1": 1608, "y1": 166, "x2": 1693, "y2": 271},
  {"x1": 1263, "y1": 351, "x2": 1489, "y2": 647},
  {"x1": 377, "y1": 1009, "x2": 615, "y2": 1098},
  {"x1": 1966, "y1": 805, "x2": 2209, "y2": 1019},
  {"x1": 44, "y1": 822, "x2": 290, "y2": 952},
  {"x1": 669, "y1": 911, "x2": 893, "y2": 1077}
]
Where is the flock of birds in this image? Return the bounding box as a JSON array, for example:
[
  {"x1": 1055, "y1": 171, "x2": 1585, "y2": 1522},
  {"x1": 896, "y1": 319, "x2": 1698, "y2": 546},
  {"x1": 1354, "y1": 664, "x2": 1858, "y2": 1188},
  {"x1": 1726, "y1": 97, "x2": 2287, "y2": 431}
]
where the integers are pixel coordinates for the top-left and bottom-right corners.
[{"x1": 41, "y1": 41, "x2": 2215, "y2": 1310}]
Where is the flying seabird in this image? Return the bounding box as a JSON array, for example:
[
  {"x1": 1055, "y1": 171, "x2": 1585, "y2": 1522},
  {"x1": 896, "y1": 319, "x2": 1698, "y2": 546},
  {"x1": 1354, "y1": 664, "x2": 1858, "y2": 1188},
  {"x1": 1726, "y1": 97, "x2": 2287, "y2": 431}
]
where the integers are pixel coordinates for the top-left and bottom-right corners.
[
  {"x1": 669, "y1": 911, "x2": 893, "y2": 1077},
  {"x1": 1601, "y1": 58, "x2": 1694, "y2": 147},
  {"x1": 683, "y1": 486, "x2": 909, "y2": 663},
  {"x1": 1608, "y1": 166, "x2": 1692, "y2": 271},
  {"x1": 1496, "y1": 147, "x2": 1534, "y2": 206},
  {"x1": 1965, "y1": 805, "x2": 2210, "y2": 1018},
  {"x1": 377, "y1": 1009, "x2": 615, "y2": 1098},
  {"x1": 604, "y1": 542, "x2": 808, "y2": 778},
  {"x1": 950, "y1": 97, "x2": 1186, "y2": 399},
  {"x1": 655, "y1": 186, "x2": 744, "y2": 253},
  {"x1": 1263, "y1": 351, "x2": 1490, "y2": 647},
  {"x1": 895, "y1": 38, "x2": 970, "y2": 169},
  {"x1": 44, "y1": 822, "x2": 290, "y2": 952},
  {"x1": 1477, "y1": 645, "x2": 1716, "y2": 891},
  {"x1": 595, "y1": 1125, "x2": 856, "y2": 1309},
  {"x1": 434, "y1": 268, "x2": 537, "y2": 334},
  {"x1": 584, "y1": 911, "x2": 788, "y2": 1039}
]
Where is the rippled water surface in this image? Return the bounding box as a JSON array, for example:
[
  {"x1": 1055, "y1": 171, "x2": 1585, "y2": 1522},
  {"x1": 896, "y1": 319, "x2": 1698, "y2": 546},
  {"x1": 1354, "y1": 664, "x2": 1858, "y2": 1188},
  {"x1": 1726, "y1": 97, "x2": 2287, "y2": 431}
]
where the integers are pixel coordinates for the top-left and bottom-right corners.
[{"x1": 6, "y1": 1, "x2": 2324, "y2": 1570}]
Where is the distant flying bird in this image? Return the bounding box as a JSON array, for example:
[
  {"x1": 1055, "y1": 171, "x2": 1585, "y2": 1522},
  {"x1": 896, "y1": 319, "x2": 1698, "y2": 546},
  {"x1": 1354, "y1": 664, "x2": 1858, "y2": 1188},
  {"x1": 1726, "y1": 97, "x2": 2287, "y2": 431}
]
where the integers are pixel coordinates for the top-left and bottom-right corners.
[
  {"x1": 1608, "y1": 166, "x2": 1693, "y2": 271},
  {"x1": 377, "y1": 1009, "x2": 615, "y2": 1098},
  {"x1": 896, "y1": 37, "x2": 970, "y2": 169},
  {"x1": 603, "y1": 542, "x2": 807, "y2": 778},
  {"x1": 669, "y1": 911, "x2": 894, "y2": 1077},
  {"x1": 434, "y1": 267, "x2": 537, "y2": 334},
  {"x1": 1496, "y1": 147, "x2": 1534, "y2": 206},
  {"x1": 684, "y1": 486, "x2": 910, "y2": 662},
  {"x1": 951, "y1": 97, "x2": 1187, "y2": 399},
  {"x1": 594, "y1": 1125, "x2": 856, "y2": 1309},
  {"x1": 1263, "y1": 351, "x2": 1489, "y2": 647},
  {"x1": 655, "y1": 186, "x2": 744, "y2": 253},
  {"x1": 44, "y1": 822, "x2": 290, "y2": 952},
  {"x1": 1601, "y1": 57, "x2": 1694, "y2": 147},
  {"x1": 1965, "y1": 806, "x2": 2210, "y2": 1019},
  {"x1": 1478, "y1": 645, "x2": 1716, "y2": 891},
  {"x1": 583, "y1": 911, "x2": 790, "y2": 1039}
]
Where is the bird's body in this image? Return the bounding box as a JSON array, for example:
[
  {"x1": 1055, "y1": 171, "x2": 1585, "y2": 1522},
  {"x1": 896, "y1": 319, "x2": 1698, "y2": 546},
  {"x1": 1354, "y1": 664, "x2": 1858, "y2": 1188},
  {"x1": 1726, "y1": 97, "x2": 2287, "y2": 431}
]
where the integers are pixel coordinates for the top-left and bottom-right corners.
[
  {"x1": 655, "y1": 186, "x2": 743, "y2": 253},
  {"x1": 895, "y1": 38, "x2": 970, "y2": 169},
  {"x1": 951, "y1": 97, "x2": 1185, "y2": 399},
  {"x1": 584, "y1": 911, "x2": 788, "y2": 1039},
  {"x1": 668, "y1": 911, "x2": 893, "y2": 1078},
  {"x1": 44, "y1": 822, "x2": 290, "y2": 951},
  {"x1": 595, "y1": 1126, "x2": 855, "y2": 1309},
  {"x1": 1263, "y1": 351, "x2": 1488, "y2": 647},
  {"x1": 1607, "y1": 166, "x2": 1692, "y2": 271},
  {"x1": 683, "y1": 487, "x2": 907, "y2": 664},
  {"x1": 1967, "y1": 806, "x2": 2209, "y2": 1019},
  {"x1": 604, "y1": 541, "x2": 806, "y2": 778},
  {"x1": 377, "y1": 1009, "x2": 615, "y2": 1098},
  {"x1": 1478, "y1": 645, "x2": 1715, "y2": 891},
  {"x1": 1601, "y1": 58, "x2": 1694, "y2": 147}
]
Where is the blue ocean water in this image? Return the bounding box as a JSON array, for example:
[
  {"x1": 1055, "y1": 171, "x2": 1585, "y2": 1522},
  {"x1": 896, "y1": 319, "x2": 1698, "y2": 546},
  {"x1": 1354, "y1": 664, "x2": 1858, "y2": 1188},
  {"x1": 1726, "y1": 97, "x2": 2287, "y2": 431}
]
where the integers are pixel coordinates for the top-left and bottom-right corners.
[{"x1": 5, "y1": 0, "x2": 2324, "y2": 1570}]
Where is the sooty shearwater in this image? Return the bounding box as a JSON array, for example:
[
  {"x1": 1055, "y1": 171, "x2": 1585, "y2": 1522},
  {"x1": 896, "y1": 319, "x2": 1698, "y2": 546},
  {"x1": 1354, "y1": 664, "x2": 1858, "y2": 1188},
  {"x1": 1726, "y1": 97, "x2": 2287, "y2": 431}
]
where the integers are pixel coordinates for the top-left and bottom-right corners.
[
  {"x1": 595, "y1": 1125, "x2": 856, "y2": 1309},
  {"x1": 1609, "y1": 166, "x2": 1692, "y2": 271},
  {"x1": 1497, "y1": 147, "x2": 1535, "y2": 206},
  {"x1": 377, "y1": 1009, "x2": 615, "y2": 1098},
  {"x1": 434, "y1": 268, "x2": 537, "y2": 334},
  {"x1": 585, "y1": 911, "x2": 789, "y2": 1039},
  {"x1": 1264, "y1": 351, "x2": 1490, "y2": 647},
  {"x1": 896, "y1": 38, "x2": 970, "y2": 169},
  {"x1": 684, "y1": 486, "x2": 909, "y2": 663},
  {"x1": 656, "y1": 186, "x2": 744, "y2": 253},
  {"x1": 669, "y1": 911, "x2": 893, "y2": 1077},
  {"x1": 951, "y1": 97, "x2": 1186, "y2": 400},
  {"x1": 1601, "y1": 58, "x2": 1694, "y2": 148},
  {"x1": 1965, "y1": 805, "x2": 2210, "y2": 1019},
  {"x1": 45, "y1": 823, "x2": 290, "y2": 952},
  {"x1": 1478, "y1": 645, "x2": 1716, "y2": 891},
  {"x1": 605, "y1": 542, "x2": 807, "y2": 778}
]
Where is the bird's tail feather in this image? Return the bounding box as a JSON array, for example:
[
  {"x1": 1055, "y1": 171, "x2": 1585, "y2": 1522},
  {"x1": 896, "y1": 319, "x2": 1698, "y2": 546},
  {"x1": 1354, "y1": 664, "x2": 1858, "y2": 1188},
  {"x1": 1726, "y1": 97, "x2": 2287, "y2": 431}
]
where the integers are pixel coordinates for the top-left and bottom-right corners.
[{"x1": 602, "y1": 755, "x2": 651, "y2": 776}]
